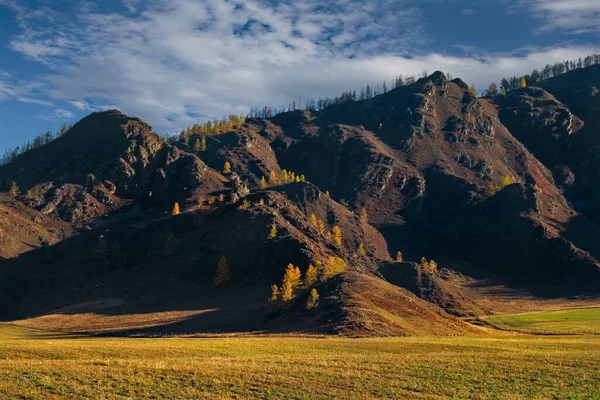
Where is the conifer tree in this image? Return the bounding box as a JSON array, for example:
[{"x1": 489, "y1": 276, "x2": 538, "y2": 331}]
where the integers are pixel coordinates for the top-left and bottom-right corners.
[
  {"x1": 501, "y1": 86, "x2": 507, "y2": 96},
  {"x1": 304, "y1": 264, "x2": 318, "y2": 287},
  {"x1": 223, "y1": 161, "x2": 231, "y2": 174},
  {"x1": 268, "y1": 223, "x2": 277, "y2": 240},
  {"x1": 295, "y1": 176, "x2": 301, "y2": 183},
  {"x1": 357, "y1": 243, "x2": 366, "y2": 257},
  {"x1": 269, "y1": 171, "x2": 278, "y2": 186},
  {"x1": 218, "y1": 194, "x2": 225, "y2": 202},
  {"x1": 213, "y1": 256, "x2": 230, "y2": 287},
  {"x1": 332, "y1": 226, "x2": 342, "y2": 246},
  {"x1": 317, "y1": 219, "x2": 326, "y2": 236},
  {"x1": 172, "y1": 202, "x2": 180, "y2": 216},
  {"x1": 260, "y1": 176, "x2": 267, "y2": 189},
  {"x1": 325, "y1": 191, "x2": 330, "y2": 197},
  {"x1": 280, "y1": 280, "x2": 294, "y2": 302},
  {"x1": 359, "y1": 208, "x2": 368, "y2": 224},
  {"x1": 193, "y1": 138, "x2": 202, "y2": 152},
  {"x1": 269, "y1": 284, "x2": 279, "y2": 302},
  {"x1": 306, "y1": 289, "x2": 319, "y2": 310},
  {"x1": 469, "y1": 86, "x2": 477, "y2": 97},
  {"x1": 300, "y1": 175, "x2": 306, "y2": 182},
  {"x1": 323, "y1": 256, "x2": 347, "y2": 279},
  {"x1": 432, "y1": 108, "x2": 437, "y2": 118},
  {"x1": 396, "y1": 251, "x2": 403, "y2": 263},
  {"x1": 520, "y1": 77, "x2": 527, "y2": 88},
  {"x1": 309, "y1": 214, "x2": 317, "y2": 227},
  {"x1": 8, "y1": 181, "x2": 18, "y2": 197}
]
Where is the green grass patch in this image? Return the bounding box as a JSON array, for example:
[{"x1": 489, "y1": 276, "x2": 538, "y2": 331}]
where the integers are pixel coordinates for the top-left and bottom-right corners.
[
  {"x1": 1, "y1": 324, "x2": 600, "y2": 399},
  {"x1": 488, "y1": 307, "x2": 600, "y2": 334}
]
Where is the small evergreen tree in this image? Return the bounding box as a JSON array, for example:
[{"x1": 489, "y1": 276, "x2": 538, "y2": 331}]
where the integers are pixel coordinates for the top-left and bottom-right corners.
[
  {"x1": 357, "y1": 243, "x2": 366, "y2": 257},
  {"x1": 520, "y1": 77, "x2": 527, "y2": 88},
  {"x1": 396, "y1": 251, "x2": 403, "y2": 263},
  {"x1": 172, "y1": 202, "x2": 180, "y2": 216},
  {"x1": 304, "y1": 264, "x2": 318, "y2": 287},
  {"x1": 306, "y1": 289, "x2": 319, "y2": 310},
  {"x1": 332, "y1": 226, "x2": 342, "y2": 246},
  {"x1": 213, "y1": 256, "x2": 230, "y2": 287},
  {"x1": 268, "y1": 223, "x2": 278, "y2": 240},
  {"x1": 359, "y1": 208, "x2": 368, "y2": 224}
]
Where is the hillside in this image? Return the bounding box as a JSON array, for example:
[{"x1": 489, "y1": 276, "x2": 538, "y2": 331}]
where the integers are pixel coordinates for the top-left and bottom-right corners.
[{"x1": 1, "y1": 66, "x2": 600, "y2": 336}]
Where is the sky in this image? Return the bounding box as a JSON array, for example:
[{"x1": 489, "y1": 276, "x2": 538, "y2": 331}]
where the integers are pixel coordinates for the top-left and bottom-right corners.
[{"x1": 1, "y1": 0, "x2": 600, "y2": 153}]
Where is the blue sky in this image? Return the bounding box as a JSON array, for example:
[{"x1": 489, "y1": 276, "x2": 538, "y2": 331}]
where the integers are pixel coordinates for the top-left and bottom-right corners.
[{"x1": 1, "y1": 0, "x2": 599, "y2": 154}]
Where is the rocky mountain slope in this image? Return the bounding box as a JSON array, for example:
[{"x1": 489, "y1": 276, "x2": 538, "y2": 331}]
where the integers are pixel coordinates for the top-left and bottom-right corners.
[{"x1": 1, "y1": 66, "x2": 599, "y2": 336}]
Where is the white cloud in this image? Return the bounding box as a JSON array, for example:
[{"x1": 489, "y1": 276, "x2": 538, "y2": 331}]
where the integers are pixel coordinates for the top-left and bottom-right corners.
[
  {"x1": 0, "y1": 0, "x2": 599, "y2": 136},
  {"x1": 525, "y1": 0, "x2": 600, "y2": 34}
]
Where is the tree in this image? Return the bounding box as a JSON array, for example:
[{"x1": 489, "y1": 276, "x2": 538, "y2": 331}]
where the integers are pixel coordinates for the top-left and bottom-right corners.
[
  {"x1": 59, "y1": 123, "x2": 68, "y2": 136},
  {"x1": 485, "y1": 82, "x2": 498, "y2": 96},
  {"x1": 8, "y1": 181, "x2": 18, "y2": 197},
  {"x1": 213, "y1": 256, "x2": 230, "y2": 286},
  {"x1": 357, "y1": 243, "x2": 366, "y2": 257},
  {"x1": 268, "y1": 223, "x2": 277, "y2": 240},
  {"x1": 498, "y1": 175, "x2": 517, "y2": 190},
  {"x1": 260, "y1": 176, "x2": 267, "y2": 189},
  {"x1": 269, "y1": 171, "x2": 278, "y2": 186},
  {"x1": 520, "y1": 77, "x2": 527, "y2": 88},
  {"x1": 300, "y1": 175, "x2": 306, "y2": 182},
  {"x1": 325, "y1": 191, "x2": 330, "y2": 197},
  {"x1": 223, "y1": 161, "x2": 231, "y2": 174},
  {"x1": 218, "y1": 193, "x2": 225, "y2": 202},
  {"x1": 306, "y1": 289, "x2": 319, "y2": 310},
  {"x1": 501, "y1": 86, "x2": 507, "y2": 96},
  {"x1": 421, "y1": 257, "x2": 438, "y2": 274},
  {"x1": 396, "y1": 251, "x2": 403, "y2": 263},
  {"x1": 280, "y1": 263, "x2": 302, "y2": 301},
  {"x1": 309, "y1": 214, "x2": 317, "y2": 227},
  {"x1": 172, "y1": 202, "x2": 180, "y2": 216},
  {"x1": 304, "y1": 264, "x2": 318, "y2": 287},
  {"x1": 269, "y1": 284, "x2": 279, "y2": 302},
  {"x1": 238, "y1": 199, "x2": 250, "y2": 210},
  {"x1": 359, "y1": 208, "x2": 368, "y2": 224},
  {"x1": 332, "y1": 226, "x2": 342, "y2": 246},
  {"x1": 432, "y1": 108, "x2": 437, "y2": 118},
  {"x1": 323, "y1": 257, "x2": 347, "y2": 279},
  {"x1": 317, "y1": 219, "x2": 326, "y2": 236},
  {"x1": 469, "y1": 86, "x2": 477, "y2": 97}
]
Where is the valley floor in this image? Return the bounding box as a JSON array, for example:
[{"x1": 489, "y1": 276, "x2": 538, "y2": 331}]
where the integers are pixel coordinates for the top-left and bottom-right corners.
[{"x1": 1, "y1": 325, "x2": 599, "y2": 399}]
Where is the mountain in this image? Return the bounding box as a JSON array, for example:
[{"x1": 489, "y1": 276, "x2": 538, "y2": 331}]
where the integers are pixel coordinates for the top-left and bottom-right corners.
[{"x1": 1, "y1": 66, "x2": 599, "y2": 336}]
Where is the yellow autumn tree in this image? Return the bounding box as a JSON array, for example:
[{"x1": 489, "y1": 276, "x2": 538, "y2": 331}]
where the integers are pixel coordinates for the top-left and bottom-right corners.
[
  {"x1": 332, "y1": 226, "x2": 342, "y2": 246},
  {"x1": 317, "y1": 219, "x2": 326, "y2": 236},
  {"x1": 172, "y1": 202, "x2": 180, "y2": 216},
  {"x1": 501, "y1": 86, "x2": 507, "y2": 96},
  {"x1": 9, "y1": 181, "x2": 19, "y2": 197},
  {"x1": 469, "y1": 86, "x2": 477, "y2": 97},
  {"x1": 304, "y1": 264, "x2": 318, "y2": 287},
  {"x1": 325, "y1": 191, "x2": 330, "y2": 197},
  {"x1": 223, "y1": 161, "x2": 231, "y2": 174},
  {"x1": 268, "y1": 223, "x2": 278, "y2": 240},
  {"x1": 323, "y1": 256, "x2": 347, "y2": 279},
  {"x1": 213, "y1": 256, "x2": 230, "y2": 287},
  {"x1": 432, "y1": 108, "x2": 437, "y2": 118},
  {"x1": 520, "y1": 77, "x2": 527, "y2": 88},
  {"x1": 498, "y1": 175, "x2": 517, "y2": 190},
  {"x1": 300, "y1": 175, "x2": 306, "y2": 182},
  {"x1": 269, "y1": 284, "x2": 279, "y2": 302},
  {"x1": 359, "y1": 208, "x2": 368, "y2": 224},
  {"x1": 280, "y1": 170, "x2": 289, "y2": 184},
  {"x1": 357, "y1": 243, "x2": 366, "y2": 257},
  {"x1": 396, "y1": 251, "x2": 403, "y2": 263},
  {"x1": 280, "y1": 263, "x2": 302, "y2": 302},
  {"x1": 295, "y1": 176, "x2": 301, "y2": 183},
  {"x1": 309, "y1": 214, "x2": 317, "y2": 227},
  {"x1": 260, "y1": 176, "x2": 267, "y2": 189},
  {"x1": 269, "y1": 171, "x2": 278, "y2": 186},
  {"x1": 421, "y1": 257, "x2": 438, "y2": 275},
  {"x1": 306, "y1": 289, "x2": 319, "y2": 310}
]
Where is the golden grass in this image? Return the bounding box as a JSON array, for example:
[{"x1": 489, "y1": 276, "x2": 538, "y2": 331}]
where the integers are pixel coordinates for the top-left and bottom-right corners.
[{"x1": 1, "y1": 325, "x2": 599, "y2": 399}]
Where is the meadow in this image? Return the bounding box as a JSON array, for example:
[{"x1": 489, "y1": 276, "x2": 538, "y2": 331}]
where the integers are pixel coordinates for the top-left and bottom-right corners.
[
  {"x1": 1, "y1": 324, "x2": 599, "y2": 399},
  {"x1": 488, "y1": 307, "x2": 600, "y2": 334}
]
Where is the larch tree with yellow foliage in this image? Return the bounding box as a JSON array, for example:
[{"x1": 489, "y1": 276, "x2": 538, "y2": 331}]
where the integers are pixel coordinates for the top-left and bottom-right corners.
[
  {"x1": 432, "y1": 108, "x2": 437, "y2": 118},
  {"x1": 306, "y1": 289, "x2": 319, "y2": 310},
  {"x1": 260, "y1": 176, "x2": 267, "y2": 189},
  {"x1": 172, "y1": 202, "x2": 180, "y2": 216},
  {"x1": 269, "y1": 171, "x2": 278, "y2": 186},
  {"x1": 223, "y1": 161, "x2": 232, "y2": 174},
  {"x1": 317, "y1": 219, "x2": 326, "y2": 236},
  {"x1": 268, "y1": 223, "x2": 278, "y2": 240},
  {"x1": 323, "y1": 256, "x2": 347, "y2": 279},
  {"x1": 280, "y1": 263, "x2": 302, "y2": 301},
  {"x1": 309, "y1": 214, "x2": 317, "y2": 227},
  {"x1": 396, "y1": 251, "x2": 403, "y2": 263},
  {"x1": 332, "y1": 226, "x2": 342, "y2": 246},
  {"x1": 357, "y1": 243, "x2": 366, "y2": 257},
  {"x1": 359, "y1": 208, "x2": 368, "y2": 224},
  {"x1": 213, "y1": 256, "x2": 230, "y2": 287},
  {"x1": 304, "y1": 264, "x2": 318, "y2": 287},
  {"x1": 520, "y1": 77, "x2": 527, "y2": 88}
]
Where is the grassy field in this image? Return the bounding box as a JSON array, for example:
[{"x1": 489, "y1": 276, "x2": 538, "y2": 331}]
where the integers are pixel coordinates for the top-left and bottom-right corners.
[
  {"x1": 1, "y1": 325, "x2": 600, "y2": 399},
  {"x1": 488, "y1": 307, "x2": 600, "y2": 334}
]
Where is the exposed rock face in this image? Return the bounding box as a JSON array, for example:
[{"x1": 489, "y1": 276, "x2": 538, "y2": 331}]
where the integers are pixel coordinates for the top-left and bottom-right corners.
[{"x1": 0, "y1": 110, "x2": 207, "y2": 224}]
